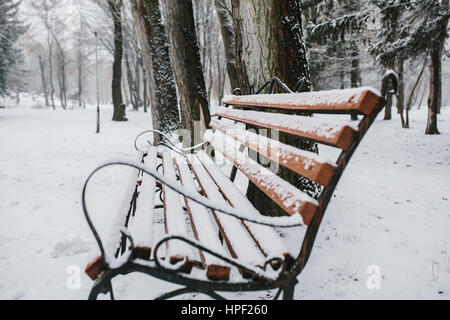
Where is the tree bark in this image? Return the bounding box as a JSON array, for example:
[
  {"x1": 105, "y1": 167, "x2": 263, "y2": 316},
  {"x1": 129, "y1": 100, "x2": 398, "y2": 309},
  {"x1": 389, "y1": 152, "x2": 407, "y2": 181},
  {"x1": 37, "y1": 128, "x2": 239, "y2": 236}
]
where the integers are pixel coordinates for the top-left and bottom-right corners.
[
  {"x1": 426, "y1": 48, "x2": 441, "y2": 135},
  {"x1": 163, "y1": 0, "x2": 211, "y2": 146},
  {"x1": 426, "y1": 0, "x2": 449, "y2": 134},
  {"x1": 396, "y1": 58, "x2": 406, "y2": 128},
  {"x1": 108, "y1": 0, "x2": 126, "y2": 121},
  {"x1": 131, "y1": 0, "x2": 180, "y2": 136},
  {"x1": 214, "y1": 0, "x2": 239, "y2": 91},
  {"x1": 350, "y1": 40, "x2": 361, "y2": 120},
  {"x1": 47, "y1": 35, "x2": 55, "y2": 110},
  {"x1": 38, "y1": 54, "x2": 49, "y2": 107},
  {"x1": 232, "y1": 0, "x2": 318, "y2": 217}
]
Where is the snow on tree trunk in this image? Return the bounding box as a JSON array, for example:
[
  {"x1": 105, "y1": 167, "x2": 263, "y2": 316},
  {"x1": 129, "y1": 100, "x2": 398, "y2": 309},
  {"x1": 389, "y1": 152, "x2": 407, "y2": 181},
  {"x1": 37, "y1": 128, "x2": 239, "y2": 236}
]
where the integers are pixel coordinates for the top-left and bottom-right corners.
[
  {"x1": 231, "y1": 0, "x2": 319, "y2": 217},
  {"x1": 163, "y1": 0, "x2": 211, "y2": 146},
  {"x1": 214, "y1": 0, "x2": 239, "y2": 92},
  {"x1": 131, "y1": 0, "x2": 180, "y2": 136}
]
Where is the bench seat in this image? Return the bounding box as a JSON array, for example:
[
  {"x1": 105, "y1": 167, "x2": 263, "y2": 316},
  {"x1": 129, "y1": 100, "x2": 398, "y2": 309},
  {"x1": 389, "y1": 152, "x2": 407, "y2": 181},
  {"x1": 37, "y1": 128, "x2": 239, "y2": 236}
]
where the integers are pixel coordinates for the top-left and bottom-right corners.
[{"x1": 85, "y1": 145, "x2": 295, "y2": 282}]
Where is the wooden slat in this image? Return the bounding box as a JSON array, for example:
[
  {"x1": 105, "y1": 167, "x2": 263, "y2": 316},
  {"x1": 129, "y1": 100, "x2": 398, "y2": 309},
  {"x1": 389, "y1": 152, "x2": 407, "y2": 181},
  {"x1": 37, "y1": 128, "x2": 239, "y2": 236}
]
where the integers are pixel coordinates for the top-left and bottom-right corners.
[
  {"x1": 185, "y1": 154, "x2": 266, "y2": 269},
  {"x1": 161, "y1": 150, "x2": 194, "y2": 269},
  {"x1": 86, "y1": 153, "x2": 143, "y2": 280},
  {"x1": 204, "y1": 130, "x2": 318, "y2": 225},
  {"x1": 196, "y1": 151, "x2": 294, "y2": 264},
  {"x1": 214, "y1": 106, "x2": 358, "y2": 150},
  {"x1": 174, "y1": 154, "x2": 231, "y2": 280},
  {"x1": 210, "y1": 120, "x2": 338, "y2": 186},
  {"x1": 128, "y1": 146, "x2": 157, "y2": 259},
  {"x1": 104, "y1": 152, "x2": 143, "y2": 258},
  {"x1": 222, "y1": 87, "x2": 381, "y2": 115}
]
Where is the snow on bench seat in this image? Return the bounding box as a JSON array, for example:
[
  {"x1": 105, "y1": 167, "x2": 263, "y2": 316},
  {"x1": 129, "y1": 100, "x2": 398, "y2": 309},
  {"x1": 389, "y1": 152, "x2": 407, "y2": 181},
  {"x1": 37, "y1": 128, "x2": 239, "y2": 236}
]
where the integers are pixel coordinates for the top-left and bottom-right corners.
[
  {"x1": 214, "y1": 106, "x2": 359, "y2": 150},
  {"x1": 185, "y1": 154, "x2": 266, "y2": 271},
  {"x1": 173, "y1": 154, "x2": 231, "y2": 280},
  {"x1": 105, "y1": 152, "x2": 143, "y2": 259},
  {"x1": 222, "y1": 87, "x2": 381, "y2": 115},
  {"x1": 196, "y1": 151, "x2": 295, "y2": 263},
  {"x1": 210, "y1": 119, "x2": 338, "y2": 186},
  {"x1": 161, "y1": 150, "x2": 194, "y2": 269},
  {"x1": 204, "y1": 130, "x2": 318, "y2": 225},
  {"x1": 127, "y1": 146, "x2": 157, "y2": 259}
]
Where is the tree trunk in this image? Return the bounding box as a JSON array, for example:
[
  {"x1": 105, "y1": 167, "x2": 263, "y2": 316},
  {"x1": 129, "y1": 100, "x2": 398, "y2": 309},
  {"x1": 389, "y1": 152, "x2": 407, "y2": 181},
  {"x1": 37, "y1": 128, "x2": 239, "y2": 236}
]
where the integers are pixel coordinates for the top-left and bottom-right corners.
[
  {"x1": 350, "y1": 40, "x2": 361, "y2": 121},
  {"x1": 108, "y1": 0, "x2": 126, "y2": 121},
  {"x1": 124, "y1": 48, "x2": 138, "y2": 110},
  {"x1": 426, "y1": 0, "x2": 449, "y2": 134},
  {"x1": 396, "y1": 58, "x2": 406, "y2": 128},
  {"x1": 405, "y1": 59, "x2": 427, "y2": 128},
  {"x1": 426, "y1": 48, "x2": 440, "y2": 135},
  {"x1": 163, "y1": 0, "x2": 211, "y2": 146},
  {"x1": 214, "y1": 0, "x2": 239, "y2": 92},
  {"x1": 47, "y1": 36, "x2": 55, "y2": 110},
  {"x1": 232, "y1": 0, "x2": 318, "y2": 217},
  {"x1": 38, "y1": 54, "x2": 49, "y2": 107},
  {"x1": 78, "y1": 48, "x2": 82, "y2": 108},
  {"x1": 131, "y1": 0, "x2": 180, "y2": 136}
]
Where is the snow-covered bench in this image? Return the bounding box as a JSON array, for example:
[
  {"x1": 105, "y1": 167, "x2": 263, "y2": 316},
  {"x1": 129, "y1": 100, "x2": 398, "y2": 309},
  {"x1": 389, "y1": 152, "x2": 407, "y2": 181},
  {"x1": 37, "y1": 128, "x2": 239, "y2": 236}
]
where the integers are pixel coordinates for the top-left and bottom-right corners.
[{"x1": 82, "y1": 73, "x2": 397, "y2": 300}]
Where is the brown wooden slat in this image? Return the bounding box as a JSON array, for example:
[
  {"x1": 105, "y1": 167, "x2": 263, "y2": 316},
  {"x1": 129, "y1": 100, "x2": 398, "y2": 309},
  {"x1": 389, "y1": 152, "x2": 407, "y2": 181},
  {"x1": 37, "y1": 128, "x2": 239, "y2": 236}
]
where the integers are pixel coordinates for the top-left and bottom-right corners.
[
  {"x1": 173, "y1": 155, "x2": 231, "y2": 281},
  {"x1": 204, "y1": 130, "x2": 319, "y2": 225},
  {"x1": 185, "y1": 154, "x2": 266, "y2": 273},
  {"x1": 196, "y1": 151, "x2": 293, "y2": 269},
  {"x1": 222, "y1": 88, "x2": 381, "y2": 115},
  {"x1": 210, "y1": 120, "x2": 338, "y2": 186},
  {"x1": 214, "y1": 107, "x2": 358, "y2": 150},
  {"x1": 161, "y1": 151, "x2": 194, "y2": 271}
]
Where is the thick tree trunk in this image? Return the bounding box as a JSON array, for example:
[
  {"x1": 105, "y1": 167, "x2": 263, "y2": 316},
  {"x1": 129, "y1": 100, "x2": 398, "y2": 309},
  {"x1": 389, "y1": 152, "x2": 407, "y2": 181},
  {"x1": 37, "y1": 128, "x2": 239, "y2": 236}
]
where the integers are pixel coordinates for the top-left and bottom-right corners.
[
  {"x1": 108, "y1": 0, "x2": 126, "y2": 121},
  {"x1": 232, "y1": 0, "x2": 318, "y2": 217},
  {"x1": 131, "y1": 0, "x2": 180, "y2": 136},
  {"x1": 38, "y1": 55, "x2": 49, "y2": 107},
  {"x1": 426, "y1": 48, "x2": 441, "y2": 135},
  {"x1": 426, "y1": 0, "x2": 449, "y2": 134},
  {"x1": 163, "y1": 0, "x2": 211, "y2": 146},
  {"x1": 214, "y1": 0, "x2": 239, "y2": 92}
]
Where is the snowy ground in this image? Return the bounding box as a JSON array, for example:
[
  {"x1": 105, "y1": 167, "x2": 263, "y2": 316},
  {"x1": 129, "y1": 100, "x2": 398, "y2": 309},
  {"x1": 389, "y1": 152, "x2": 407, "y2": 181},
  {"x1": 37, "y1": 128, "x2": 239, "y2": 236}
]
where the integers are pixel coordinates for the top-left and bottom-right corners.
[{"x1": 0, "y1": 98, "x2": 449, "y2": 300}]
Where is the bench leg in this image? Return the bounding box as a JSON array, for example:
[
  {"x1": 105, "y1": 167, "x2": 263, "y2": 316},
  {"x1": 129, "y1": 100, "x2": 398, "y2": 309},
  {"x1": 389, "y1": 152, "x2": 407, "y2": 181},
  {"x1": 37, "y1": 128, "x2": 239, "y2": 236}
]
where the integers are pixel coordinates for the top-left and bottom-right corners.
[
  {"x1": 88, "y1": 271, "x2": 114, "y2": 300},
  {"x1": 282, "y1": 279, "x2": 298, "y2": 300}
]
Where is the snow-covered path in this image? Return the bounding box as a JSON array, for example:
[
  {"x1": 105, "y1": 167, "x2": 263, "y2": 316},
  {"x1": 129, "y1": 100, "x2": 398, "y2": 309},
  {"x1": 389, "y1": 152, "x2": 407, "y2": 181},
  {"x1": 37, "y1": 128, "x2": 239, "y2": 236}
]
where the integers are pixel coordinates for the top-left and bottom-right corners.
[{"x1": 0, "y1": 105, "x2": 449, "y2": 299}]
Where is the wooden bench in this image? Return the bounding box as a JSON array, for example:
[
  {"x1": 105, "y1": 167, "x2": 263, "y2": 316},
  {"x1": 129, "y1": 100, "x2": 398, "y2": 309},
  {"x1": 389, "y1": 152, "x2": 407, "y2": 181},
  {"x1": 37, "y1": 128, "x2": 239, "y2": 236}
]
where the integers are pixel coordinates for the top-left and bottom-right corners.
[{"x1": 82, "y1": 73, "x2": 397, "y2": 300}]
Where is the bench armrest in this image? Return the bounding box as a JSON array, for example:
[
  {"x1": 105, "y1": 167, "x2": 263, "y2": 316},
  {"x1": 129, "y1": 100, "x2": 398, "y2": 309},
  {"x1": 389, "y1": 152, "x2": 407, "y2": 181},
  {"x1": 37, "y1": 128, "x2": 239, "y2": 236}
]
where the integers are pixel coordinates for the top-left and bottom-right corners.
[{"x1": 134, "y1": 129, "x2": 208, "y2": 154}]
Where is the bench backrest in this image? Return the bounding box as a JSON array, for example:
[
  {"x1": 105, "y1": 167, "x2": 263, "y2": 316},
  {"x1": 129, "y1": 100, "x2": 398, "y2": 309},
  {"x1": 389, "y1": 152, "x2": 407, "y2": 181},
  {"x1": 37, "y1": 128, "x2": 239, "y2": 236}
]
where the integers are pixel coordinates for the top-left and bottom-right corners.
[{"x1": 205, "y1": 75, "x2": 395, "y2": 272}]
